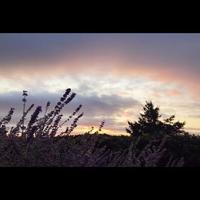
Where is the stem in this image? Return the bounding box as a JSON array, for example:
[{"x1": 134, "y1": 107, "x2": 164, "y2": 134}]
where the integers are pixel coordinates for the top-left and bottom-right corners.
[{"x1": 22, "y1": 99, "x2": 26, "y2": 137}]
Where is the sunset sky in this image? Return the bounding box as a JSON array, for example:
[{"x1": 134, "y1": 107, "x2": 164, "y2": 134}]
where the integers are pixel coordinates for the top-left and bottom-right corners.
[{"x1": 0, "y1": 33, "x2": 200, "y2": 135}]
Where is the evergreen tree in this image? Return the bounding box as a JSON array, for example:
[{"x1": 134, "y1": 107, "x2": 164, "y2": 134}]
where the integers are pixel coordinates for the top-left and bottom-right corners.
[{"x1": 126, "y1": 101, "x2": 186, "y2": 138}]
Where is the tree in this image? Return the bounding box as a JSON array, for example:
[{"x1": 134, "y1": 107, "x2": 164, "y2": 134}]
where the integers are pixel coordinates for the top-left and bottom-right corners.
[{"x1": 126, "y1": 101, "x2": 186, "y2": 138}]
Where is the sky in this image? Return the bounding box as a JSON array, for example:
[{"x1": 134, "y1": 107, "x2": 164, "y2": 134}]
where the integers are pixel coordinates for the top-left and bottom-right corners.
[{"x1": 0, "y1": 33, "x2": 200, "y2": 135}]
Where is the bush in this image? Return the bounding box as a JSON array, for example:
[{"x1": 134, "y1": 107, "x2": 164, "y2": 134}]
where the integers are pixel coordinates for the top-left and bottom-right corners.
[
  {"x1": 126, "y1": 101, "x2": 186, "y2": 138},
  {"x1": 0, "y1": 90, "x2": 184, "y2": 167}
]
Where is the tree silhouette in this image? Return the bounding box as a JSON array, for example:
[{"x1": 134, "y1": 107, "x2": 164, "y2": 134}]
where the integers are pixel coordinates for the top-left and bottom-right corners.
[{"x1": 126, "y1": 101, "x2": 186, "y2": 138}]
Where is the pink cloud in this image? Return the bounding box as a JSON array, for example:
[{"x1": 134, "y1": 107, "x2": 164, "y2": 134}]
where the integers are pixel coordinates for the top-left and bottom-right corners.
[{"x1": 0, "y1": 53, "x2": 199, "y2": 100}]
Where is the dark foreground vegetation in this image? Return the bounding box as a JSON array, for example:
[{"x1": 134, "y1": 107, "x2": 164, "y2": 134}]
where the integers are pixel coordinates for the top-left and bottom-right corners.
[{"x1": 0, "y1": 89, "x2": 199, "y2": 167}]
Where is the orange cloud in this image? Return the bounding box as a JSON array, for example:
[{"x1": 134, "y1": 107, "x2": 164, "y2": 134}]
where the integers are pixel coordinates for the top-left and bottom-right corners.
[
  {"x1": 166, "y1": 89, "x2": 181, "y2": 97},
  {"x1": 0, "y1": 52, "x2": 199, "y2": 100}
]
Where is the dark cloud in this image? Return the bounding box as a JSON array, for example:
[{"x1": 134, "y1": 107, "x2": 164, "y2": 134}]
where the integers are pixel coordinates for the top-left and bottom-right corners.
[
  {"x1": 0, "y1": 34, "x2": 86, "y2": 65},
  {"x1": 1, "y1": 34, "x2": 200, "y2": 98},
  {"x1": 0, "y1": 90, "x2": 140, "y2": 128},
  {"x1": 77, "y1": 94, "x2": 139, "y2": 116},
  {"x1": 1, "y1": 34, "x2": 200, "y2": 69}
]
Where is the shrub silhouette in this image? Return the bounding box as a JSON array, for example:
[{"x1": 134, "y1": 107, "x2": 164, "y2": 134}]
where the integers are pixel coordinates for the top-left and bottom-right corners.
[
  {"x1": 126, "y1": 101, "x2": 186, "y2": 138},
  {"x1": 0, "y1": 89, "x2": 84, "y2": 139},
  {"x1": 0, "y1": 91, "x2": 184, "y2": 167}
]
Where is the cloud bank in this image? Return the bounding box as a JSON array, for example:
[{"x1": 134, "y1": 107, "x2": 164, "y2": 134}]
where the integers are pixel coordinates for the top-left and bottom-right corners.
[{"x1": 0, "y1": 34, "x2": 199, "y2": 134}]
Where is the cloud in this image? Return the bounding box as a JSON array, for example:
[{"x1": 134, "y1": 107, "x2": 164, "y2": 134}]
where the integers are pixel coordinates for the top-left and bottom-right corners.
[
  {"x1": 0, "y1": 53, "x2": 199, "y2": 100},
  {"x1": 0, "y1": 34, "x2": 200, "y2": 133},
  {"x1": 0, "y1": 34, "x2": 200, "y2": 100},
  {"x1": 188, "y1": 115, "x2": 200, "y2": 119},
  {"x1": 76, "y1": 93, "x2": 140, "y2": 117},
  {"x1": 0, "y1": 90, "x2": 140, "y2": 131}
]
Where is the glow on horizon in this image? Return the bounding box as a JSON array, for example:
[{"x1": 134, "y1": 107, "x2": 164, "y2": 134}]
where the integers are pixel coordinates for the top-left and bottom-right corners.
[{"x1": 0, "y1": 64, "x2": 199, "y2": 135}]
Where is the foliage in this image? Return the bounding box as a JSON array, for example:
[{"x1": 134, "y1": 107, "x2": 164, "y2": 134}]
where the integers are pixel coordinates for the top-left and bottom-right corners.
[
  {"x1": 0, "y1": 89, "x2": 84, "y2": 139},
  {"x1": 0, "y1": 133, "x2": 184, "y2": 167},
  {"x1": 0, "y1": 91, "x2": 186, "y2": 167},
  {"x1": 126, "y1": 101, "x2": 186, "y2": 138}
]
